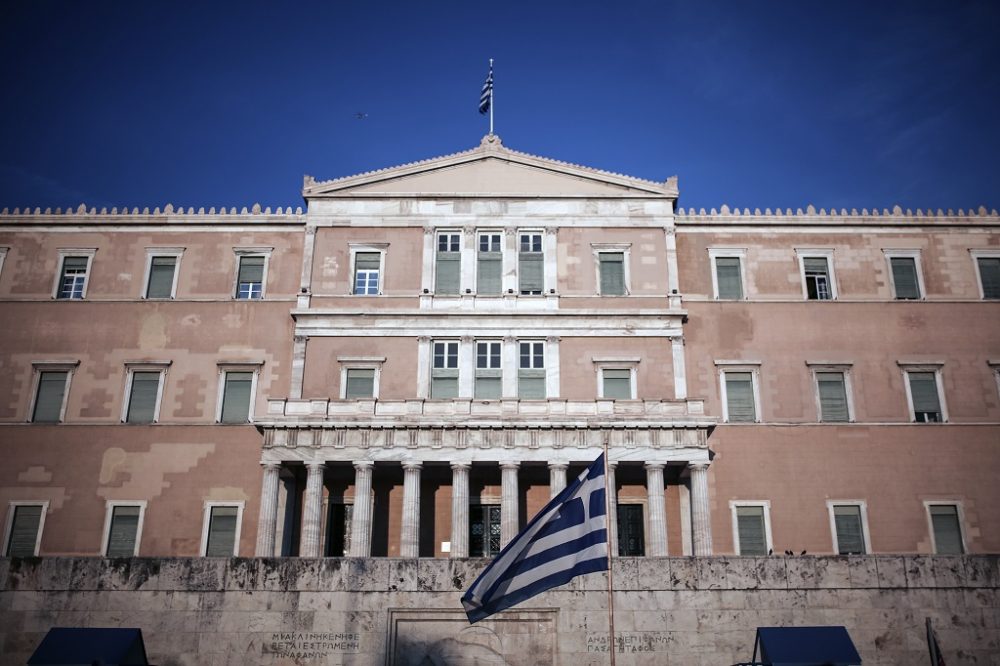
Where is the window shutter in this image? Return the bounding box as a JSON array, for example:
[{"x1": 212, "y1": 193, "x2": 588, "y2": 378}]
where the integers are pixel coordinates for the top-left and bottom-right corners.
[
  {"x1": 205, "y1": 506, "x2": 238, "y2": 556},
  {"x1": 33, "y1": 371, "x2": 68, "y2": 423},
  {"x1": 803, "y1": 257, "x2": 828, "y2": 274},
  {"x1": 603, "y1": 369, "x2": 632, "y2": 399},
  {"x1": 930, "y1": 505, "x2": 963, "y2": 554},
  {"x1": 345, "y1": 369, "x2": 375, "y2": 398},
  {"x1": 518, "y1": 374, "x2": 546, "y2": 399},
  {"x1": 146, "y1": 256, "x2": 176, "y2": 298},
  {"x1": 63, "y1": 256, "x2": 88, "y2": 271},
  {"x1": 475, "y1": 376, "x2": 502, "y2": 399},
  {"x1": 477, "y1": 253, "x2": 502, "y2": 294},
  {"x1": 817, "y1": 372, "x2": 849, "y2": 422},
  {"x1": 238, "y1": 256, "x2": 264, "y2": 283},
  {"x1": 106, "y1": 506, "x2": 140, "y2": 557},
  {"x1": 519, "y1": 253, "x2": 543, "y2": 293},
  {"x1": 834, "y1": 505, "x2": 865, "y2": 554},
  {"x1": 126, "y1": 372, "x2": 160, "y2": 423},
  {"x1": 978, "y1": 257, "x2": 1000, "y2": 299},
  {"x1": 736, "y1": 506, "x2": 766, "y2": 555},
  {"x1": 431, "y1": 376, "x2": 458, "y2": 399},
  {"x1": 599, "y1": 253, "x2": 625, "y2": 295},
  {"x1": 355, "y1": 252, "x2": 380, "y2": 270},
  {"x1": 715, "y1": 258, "x2": 743, "y2": 299},
  {"x1": 221, "y1": 372, "x2": 253, "y2": 423},
  {"x1": 6, "y1": 505, "x2": 42, "y2": 557},
  {"x1": 908, "y1": 372, "x2": 941, "y2": 417},
  {"x1": 725, "y1": 372, "x2": 756, "y2": 422},
  {"x1": 436, "y1": 252, "x2": 461, "y2": 294},
  {"x1": 890, "y1": 257, "x2": 920, "y2": 298}
]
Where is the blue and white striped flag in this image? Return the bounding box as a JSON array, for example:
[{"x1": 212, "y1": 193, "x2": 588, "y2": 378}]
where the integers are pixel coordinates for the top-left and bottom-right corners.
[
  {"x1": 479, "y1": 65, "x2": 493, "y2": 115},
  {"x1": 461, "y1": 454, "x2": 609, "y2": 623}
]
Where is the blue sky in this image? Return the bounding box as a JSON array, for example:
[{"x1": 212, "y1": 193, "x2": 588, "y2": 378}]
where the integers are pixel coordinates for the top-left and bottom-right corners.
[{"x1": 1, "y1": 1, "x2": 997, "y2": 211}]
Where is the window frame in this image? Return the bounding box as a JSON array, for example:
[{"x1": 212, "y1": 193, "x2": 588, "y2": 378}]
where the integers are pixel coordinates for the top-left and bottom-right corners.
[
  {"x1": 729, "y1": 500, "x2": 772, "y2": 556},
  {"x1": 593, "y1": 357, "x2": 640, "y2": 400},
  {"x1": 808, "y1": 363, "x2": 855, "y2": 423},
  {"x1": 215, "y1": 363, "x2": 262, "y2": 423},
  {"x1": 592, "y1": 243, "x2": 632, "y2": 296},
  {"x1": 825, "y1": 500, "x2": 871, "y2": 555},
  {"x1": 27, "y1": 360, "x2": 78, "y2": 423},
  {"x1": 708, "y1": 248, "x2": 747, "y2": 301},
  {"x1": 716, "y1": 361, "x2": 763, "y2": 423},
  {"x1": 430, "y1": 339, "x2": 460, "y2": 398},
  {"x1": 923, "y1": 500, "x2": 967, "y2": 555},
  {"x1": 2, "y1": 500, "x2": 49, "y2": 557},
  {"x1": 970, "y1": 249, "x2": 1000, "y2": 300},
  {"x1": 121, "y1": 362, "x2": 170, "y2": 424},
  {"x1": 795, "y1": 249, "x2": 838, "y2": 301},
  {"x1": 899, "y1": 363, "x2": 948, "y2": 423},
  {"x1": 200, "y1": 501, "x2": 245, "y2": 557},
  {"x1": 349, "y1": 243, "x2": 388, "y2": 296},
  {"x1": 142, "y1": 247, "x2": 184, "y2": 299},
  {"x1": 517, "y1": 339, "x2": 546, "y2": 399},
  {"x1": 517, "y1": 230, "x2": 545, "y2": 296},
  {"x1": 337, "y1": 356, "x2": 386, "y2": 399},
  {"x1": 434, "y1": 230, "x2": 463, "y2": 295},
  {"x1": 883, "y1": 249, "x2": 926, "y2": 300},
  {"x1": 476, "y1": 230, "x2": 503, "y2": 295},
  {"x1": 474, "y1": 339, "x2": 503, "y2": 399},
  {"x1": 232, "y1": 247, "x2": 272, "y2": 300},
  {"x1": 100, "y1": 500, "x2": 147, "y2": 557},
  {"x1": 52, "y1": 249, "x2": 97, "y2": 300}
]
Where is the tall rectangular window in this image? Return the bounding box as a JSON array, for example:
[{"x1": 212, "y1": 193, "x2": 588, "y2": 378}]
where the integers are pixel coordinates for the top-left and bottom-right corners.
[
  {"x1": 889, "y1": 256, "x2": 921, "y2": 299},
  {"x1": 236, "y1": 255, "x2": 265, "y2": 299},
  {"x1": 601, "y1": 369, "x2": 633, "y2": 399},
  {"x1": 345, "y1": 368, "x2": 376, "y2": 399},
  {"x1": 124, "y1": 370, "x2": 163, "y2": 424},
  {"x1": 734, "y1": 505, "x2": 768, "y2": 556},
  {"x1": 145, "y1": 256, "x2": 178, "y2": 299},
  {"x1": 203, "y1": 505, "x2": 241, "y2": 556},
  {"x1": 975, "y1": 256, "x2": 1000, "y2": 299},
  {"x1": 105, "y1": 504, "x2": 143, "y2": 557},
  {"x1": 928, "y1": 504, "x2": 964, "y2": 555},
  {"x1": 431, "y1": 341, "x2": 459, "y2": 398},
  {"x1": 435, "y1": 232, "x2": 462, "y2": 295},
  {"x1": 518, "y1": 232, "x2": 543, "y2": 295},
  {"x1": 816, "y1": 371, "x2": 850, "y2": 422},
  {"x1": 57, "y1": 256, "x2": 90, "y2": 299},
  {"x1": 353, "y1": 251, "x2": 382, "y2": 295},
  {"x1": 518, "y1": 341, "x2": 546, "y2": 399},
  {"x1": 598, "y1": 252, "x2": 626, "y2": 296},
  {"x1": 4, "y1": 503, "x2": 45, "y2": 557},
  {"x1": 724, "y1": 371, "x2": 757, "y2": 422},
  {"x1": 470, "y1": 504, "x2": 501, "y2": 557},
  {"x1": 475, "y1": 341, "x2": 502, "y2": 399},
  {"x1": 831, "y1": 504, "x2": 867, "y2": 554},
  {"x1": 713, "y1": 256, "x2": 744, "y2": 300},
  {"x1": 907, "y1": 371, "x2": 943, "y2": 422},
  {"x1": 477, "y1": 232, "x2": 502, "y2": 295},
  {"x1": 32, "y1": 371, "x2": 69, "y2": 423},
  {"x1": 220, "y1": 371, "x2": 254, "y2": 423},
  {"x1": 802, "y1": 256, "x2": 833, "y2": 300},
  {"x1": 616, "y1": 504, "x2": 645, "y2": 556}
]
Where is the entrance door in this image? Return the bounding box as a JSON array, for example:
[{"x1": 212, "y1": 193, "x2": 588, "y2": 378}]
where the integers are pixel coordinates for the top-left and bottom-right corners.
[{"x1": 617, "y1": 504, "x2": 645, "y2": 556}]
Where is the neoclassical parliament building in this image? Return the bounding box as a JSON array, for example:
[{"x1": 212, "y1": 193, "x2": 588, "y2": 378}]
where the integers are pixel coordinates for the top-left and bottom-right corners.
[{"x1": 2, "y1": 134, "x2": 999, "y2": 565}]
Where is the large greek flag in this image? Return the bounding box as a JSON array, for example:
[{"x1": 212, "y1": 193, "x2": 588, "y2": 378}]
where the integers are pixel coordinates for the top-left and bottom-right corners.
[
  {"x1": 461, "y1": 454, "x2": 608, "y2": 623},
  {"x1": 479, "y1": 65, "x2": 493, "y2": 115}
]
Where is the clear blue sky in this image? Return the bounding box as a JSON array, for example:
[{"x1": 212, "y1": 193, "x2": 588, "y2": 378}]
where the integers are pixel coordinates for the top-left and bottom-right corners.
[{"x1": 1, "y1": 1, "x2": 997, "y2": 211}]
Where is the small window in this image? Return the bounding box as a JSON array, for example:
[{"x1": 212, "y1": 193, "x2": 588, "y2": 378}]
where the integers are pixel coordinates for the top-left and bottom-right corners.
[
  {"x1": 353, "y1": 252, "x2": 381, "y2": 295},
  {"x1": 345, "y1": 368, "x2": 376, "y2": 399},
  {"x1": 710, "y1": 250, "x2": 745, "y2": 300},
  {"x1": 973, "y1": 254, "x2": 1000, "y2": 300},
  {"x1": 616, "y1": 504, "x2": 645, "y2": 556},
  {"x1": 518, "y1": 232, "x2": 543, "y2": 295},
  {"x1": 236, "y1": 255, "x2": 265, "y2": 299},
  {"x1": 598, "y1": 252, "x2": 626, "y2": 296},
  {"x1": 886, "y1": 253, "x2": 922, "y2": 299},
  {"x1": 57, "y1": 256, "x2": 91, "y2": 299},
  {"x1": 32, "y1": 371, "x2": 70, "y2": 423},
  {"x1": 477, "y1": 232, "x2": 502, "y2": 295},
  {"x1": 219, "y1": 371, "x2": 254, "y2": 423},
  {"x1": 928, "y1": 504, "x2": 964, "y2": 555},
  {"x1": 431, "y1": 341, "x2": 459, "y2": 398},
  {"x1": 518, "y1": 341, "x2": 546, "y2": 399},
  {"x1": 3, "y1": 502, "x2": 46, "y2": 557},
  {"x1": 104, "y1": 503, "x2": 144, "y2": 557},
  {"x1": 202, "y1": 504, "x2": 243, "y2": 556},
  {"x1": 816, "y1": 371, "x2": 850, "y2": 422},
  {"x1": 907, "y1": 371, "x2": 944, "y2": 422},
  {"x1": 475, "y1": 341, "x2": 502, "y2": 399},
  {"x1": 798, "y1": 252, "x2": 836, "y2": 300},
  {"x1": 733, "y1": 504, "x2": 770, "y2": 556},
  {"x1": 602, "y1": 368, "x2": 633, "y2": 400},
  {"x1": 124, "y1": 369, "x2": 164, "y2": 424},
  {"x1": 145, "y1": 254, "x2": 179, "y2": 299},
  {"x1": 723, "y1": 370, "x2": 758, "y2": 422},
  {"x1": 470, "y1": 504, "x2": 502, "y2": 557},
  {"x1": 435, "y1": 232, "x2": 462, "y2": 295},
  {"x1": 829, "y1": 503, "x2": 868, "y2": 555}
]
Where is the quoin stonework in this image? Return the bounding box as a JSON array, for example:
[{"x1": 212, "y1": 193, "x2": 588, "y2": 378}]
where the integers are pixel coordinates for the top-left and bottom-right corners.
[{"x1": 1, "y1": 135, "x2": 998, "y2": 664}]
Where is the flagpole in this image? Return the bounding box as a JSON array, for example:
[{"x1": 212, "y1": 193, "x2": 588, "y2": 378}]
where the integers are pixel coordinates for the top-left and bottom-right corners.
[
  {"x1": 603, "y1": 438, "x2": 617, "y2": 665},
  {"x1": 489, "y1": 58, "x2": 494, "y2": 135}
]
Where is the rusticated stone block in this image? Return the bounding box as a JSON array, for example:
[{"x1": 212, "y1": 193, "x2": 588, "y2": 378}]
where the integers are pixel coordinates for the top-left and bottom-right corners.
[
  {"x1": 931, "y1": 556, "x2": 966, "y2": 588},
  {"x1": 666, "y1": 557, "x2": 697, "y2": 590},
  {"x1": 811, "y1": 556, "x2": 851, "y2": 589},
  {"x1": 875, "y1": 556, "x2": 907, "y2": 588},
  {"x1": 904, "y1": 555, "x2": 935, "y2": 588},
  {"x1": 847, "y1": 555, "x2": 879, "y2": 588},
  {"x1": 387, "y1": 558, "x2": 418, "y2": 592},
  {"x1": 610, "y1": 557, "x2": 639, "y2": 590},
  {"x1": 965, "y1": 556, "x2": 1000, "y2": 588},
  {"x1": 6, "y1": 557, "x2": 72, "y2": 592},
  {"x1": 755, "y1": 556, "x2": 787, "y2": 590},
  {"x1": 344, "y1": 557, "x2": 389, "y2": 592}
]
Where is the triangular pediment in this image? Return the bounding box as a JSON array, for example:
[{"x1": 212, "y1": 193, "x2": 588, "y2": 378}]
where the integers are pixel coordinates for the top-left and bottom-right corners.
[{"x1": 304, "y1": 135, "x2": 676, "y2": 199}]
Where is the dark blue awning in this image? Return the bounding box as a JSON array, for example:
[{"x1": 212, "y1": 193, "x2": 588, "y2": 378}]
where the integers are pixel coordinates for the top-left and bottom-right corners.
[
  {"x1": 28, "y1": 627, "x2": 149, "y2": 666},
  {"x1": 752, "y1": 626, "x2": 862, "y2": 666}
]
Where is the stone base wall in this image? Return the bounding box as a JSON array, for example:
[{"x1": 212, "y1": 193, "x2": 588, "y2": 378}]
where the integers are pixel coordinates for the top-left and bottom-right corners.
[{"x1": 1, "y1": 556, "x2": 998, "y2": 665}]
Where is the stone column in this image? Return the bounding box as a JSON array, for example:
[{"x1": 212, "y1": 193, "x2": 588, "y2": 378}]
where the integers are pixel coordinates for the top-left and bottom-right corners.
[
  {"x1": 349, "y1": 461, "x2": 374, "y2": 557},
  {"x1": 645, "y1": 462, "x2": 668, "y2": 556},
  {"x1": 688, "y1": 462, "x2": 713, "y2": 556},
  {"x1": 255, "y1": 463, "x2": 282, "y2": 556},
  {"x1": 289, "y1": 335, "x2": 308, "y2": 400},
  {"x1": 607, "y1": 461, "x2": 619, "y2": 557},
  {"x1": 450, "y1": 462, "x2": 471, "y2": 558},
  {"x1": 500, "y1": 462, "x2": 520, "y2": 548},
  {"x1": 548, "y1": 462, "x2": 568, "y2": 498},
  {"x1": 672, "y1": 336, "x2": 688, "y2": 400},
  {"x1": 300, "y1": 461, "x2": 326, "y2": 558},
  {"x1": 400, "y1": 462, "x2": 422, "y2": 558}
]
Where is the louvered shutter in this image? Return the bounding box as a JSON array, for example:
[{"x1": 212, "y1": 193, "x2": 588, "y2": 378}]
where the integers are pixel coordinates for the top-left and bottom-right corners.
[
  {"x1": 431, "y1": 376, "x2": 458, "y2": 398},
  {"x1": 238, "y1": 256, "x2": 264, "y2": 283},
  {"x1": 126, "y1": 372, "x2": 160, "y2": 423},
  {"x1": 725, "y1": 372, "x2": 756, "y2": 422},
  {"x1": 908, "y1": 372, "x2": 941, "y2": 421},
  {"x1": 477, "y1": 252, "x2": 502, "y2": 294},
  {"x1": 475, "y1": 376, "x2": 502, "y2": 399},
  {"x1": 978, "y1": 257, "x2": 1000, "y2": 299},
  {"x1": 205, "y1": 506, "x2": 238, "y2": 556},
  {"x1": 803, "y1": 257, "x2": 828, "y2": 273},
  {"x1": 436, "y1": 250, "x2": 461, "y2": 294},
  {"x1": 32, "y1": 371, "x2": 67, "y2": 423},
  {"x1": 603, "y1": 369, "x2": 632, "y2": 399},
  {"x1": 221, "y1": 372, "x2": 253, "y2": 423},
  {"x1": 518, "y1": 374, "x2": 546, "y2": 399},
  {"x1": 519, "y1": 253, "x2": 543, "y2": 293},
  {"x1": 599, "y1": 253, "x2": 625, "y2": 295},
  {"x1": 890, "y1": 257, "x2": 920, "y2": 299},
  {"x1": 817, "y1": 372, "x2": 849, "y2": 422},
  {"x1": 715, "y1": 257, "x2": 743, "y2": 299},
  {"x1": 345, "y1": 369, "x2": 375, "y2": 398},
  {"x1": 736, "y1": 506, "x2": 766, "y2": 555},
  {"x1": 146, "y1": 256, "x2": 176, "y2": 298},
  {"x1": 106, "y1": 506, "x2": 140, "y2": 557},
  {"x1": 834, "y1": 505, "x2": 865, "y2": 554},
  {"x1": 6, "y1": 505, "x2": 42, "y2": 557},
  {"x1": 930, "y1": 505, "x2": 964, "y2": 554},
  {"x1": 63, "y1": 256, "x2": 88, "y2": 271}
]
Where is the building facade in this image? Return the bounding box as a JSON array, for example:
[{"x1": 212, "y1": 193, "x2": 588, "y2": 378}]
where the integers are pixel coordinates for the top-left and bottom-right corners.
[{"x1": 1, "y1": 134, "x2": 999, "y2": 563}]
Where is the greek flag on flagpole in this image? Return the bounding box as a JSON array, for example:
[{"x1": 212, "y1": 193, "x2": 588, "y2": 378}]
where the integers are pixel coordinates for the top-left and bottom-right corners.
[
  {"x1": 479, "y1": 65, "x2": 493, "y2": 115},
  {"x1": 461, "y1": 454, "x2": 608, "y2": 623}
]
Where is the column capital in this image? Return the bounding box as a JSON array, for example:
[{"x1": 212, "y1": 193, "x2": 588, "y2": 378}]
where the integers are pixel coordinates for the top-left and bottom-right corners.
[
  {"x1": 401, "y1": 460, "x2": 423, "y2": 471},
  {"x1": 546, "y1": 335, "x2": 561, "y2": 344},
  {"x1": 547, "y1": 462, "x2": 568, "y2": 471},
  {"x1": 504, "y1": 227, "x2": 517, "y2": 238},
  {"x1": 450, "y1": 461, "x2": 472, "y2": 471},
  {"x1": 304, "y1": 461, "x2": 326, "y2": 471},
  {"x1": 261, "y1": 462, "x2": 283, "y2": 472},
  {"x1": 423, "y1": 226, "x2": 435, "y2": 237},
  {"x1": 499, "y1": 461, "x2": 520, "y2": 471},
  {"x1": 352, "y1": 460, "x2": 375, "y2": 470},
  {"x1": 607, "y1": 459, "x2": 618, "y2": 470},
  {"x1": 644, "y1": 461, "x2": 667, "y2": 471},
  {"x1": 687, "y1": 461, "x2": 711, "y2": 473}
]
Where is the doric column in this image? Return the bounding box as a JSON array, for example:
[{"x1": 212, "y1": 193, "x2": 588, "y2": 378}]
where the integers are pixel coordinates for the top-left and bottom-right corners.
[
  {"x1": 300, "y1": 461, "x2": 325, "y2": 557},
  {"x1": 688, "y1": 462, "x2": 713, "y2": 556},
  {"x1": 255, "y1": 463, "x2": 282, "y2": 556},
  {"x1": 500, "y1": 462, "x2": 520, "y2": 548},
  {"x1": 400, "y1": 461, "x2": 422, "y2": 558},
  {"x1": 607, "y1": 461, "x2": 619, "y2": 557},
  {"x1": 645, "y1": 462, "x2": 668, "y2": 556},
  {"x1": 450, "y1": 462, "x2": 471, "y2": 558},
  {"x1": 548, "y1": 462, "x2": 568, "y2": 498},
  {"x1": 349, "y1": 461, "x2": 374, "y2": 557}
]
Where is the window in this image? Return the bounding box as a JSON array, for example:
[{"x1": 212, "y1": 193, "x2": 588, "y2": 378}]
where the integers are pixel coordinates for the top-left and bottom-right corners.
[
  {"x1": 218, "y1": 369, "x2": 256, "y2": 423},
  {"x1": 201, "y1": 502, "x2": 244, "y2": 556},
  {"x1": 477, "y1": 232, "x2": 502, "y2": 295},
  {"x1": 884, "y1": 250, "x2": 924, "y2": 299},
  {"x1": 815, "y1": 370, "x2": 851, "y2": 422},
  {"x1": 926, "y1": 503, "x2": 965, "y2": 555},
  {"x1": 431, "y1": 341, "x2": 459, "y2": 398},
  {"x1": 345, "y1": 369, "x2": 375, "y2": 399},
  {"x1": 325, "y1": 502, "x2": 353, "y2": 556},
  {"x1": 827, "y1": 501, "x2": 869, "y2": 555},
  {"x1": 598, "y1": 252, "x2": 626, "y2": 295},
  {"x1": 475, "y1": 341, "x2": 502, "y2": 399},
  {"x1": 470, "y1": 504, "x2": 501, "y2": 557},
  {"x1": 30, "y1": 364, "x2": 75, "y2": 423},
  {"x1": 55, "y1": 251, "x2": 95, "y2": 299},
  {"x1": 718, "y1": 365, "x2": 760, "y2": 423},
  {"x1": 797, "y1": 250, "x2": 837, "y2": 300},
  {"x1": 971, "y1": 250, "x2": 1000, "y2": 299},
  {"x1": 144, "y1": 248, "x2": 183, "y2": 299},
  {"x1": 435, "y1": 232, "x2": 462, "y2": 295},
  {"x1": 730, "y1": 501, "x2": 771, "y2": 556},
  {"x1": 903, "y1": 368, "x2": 946, "y2": 423},
  {"x1": 353, "y1": 252, "x2": 382, "y2": 295},
  {"x1": 709, "y1": 249, "x2": 746, "y2": 300},
  {"x1": 102, "y1": 501, "x2": 146, "y2": 557},
  {"x1": 122, "y1": 366, "x2": 167, "y2": 424},
  {"x1": 617, "y1": 504, "x2": 645, "y2": 556},
  {"x1": 601, "y1": 369, "x2": 633, "y2": 399},
  {"x1": 235, "y1": 255, "x2": 265, "y2": 299},
  {"x1": 3, "y1": 501, "x2": 47, "y2": 557},
  {"x1": 518, "y1": 232, "x2": 543, "y2": 295},
  {"x1": 518, "y1": 341, "x2": 546, "y2": 399}
]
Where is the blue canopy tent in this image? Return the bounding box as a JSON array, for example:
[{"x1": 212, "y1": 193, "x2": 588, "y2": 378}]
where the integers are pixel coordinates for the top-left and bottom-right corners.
[
  {"x1": 736, "y1": 626, "x2": 862, "y2": 666},
  {"x1": 28, "y1": 627, "x2": 149, "y2": 666}
]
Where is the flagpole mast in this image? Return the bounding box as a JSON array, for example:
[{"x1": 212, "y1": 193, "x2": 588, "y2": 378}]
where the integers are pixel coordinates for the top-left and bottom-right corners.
[
  {"x1": 489, "y1": 58, "x2": 494, "y2": 135},
  {"x1": 603, "y1": 438, "x2": 617, "y2": 666}
]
